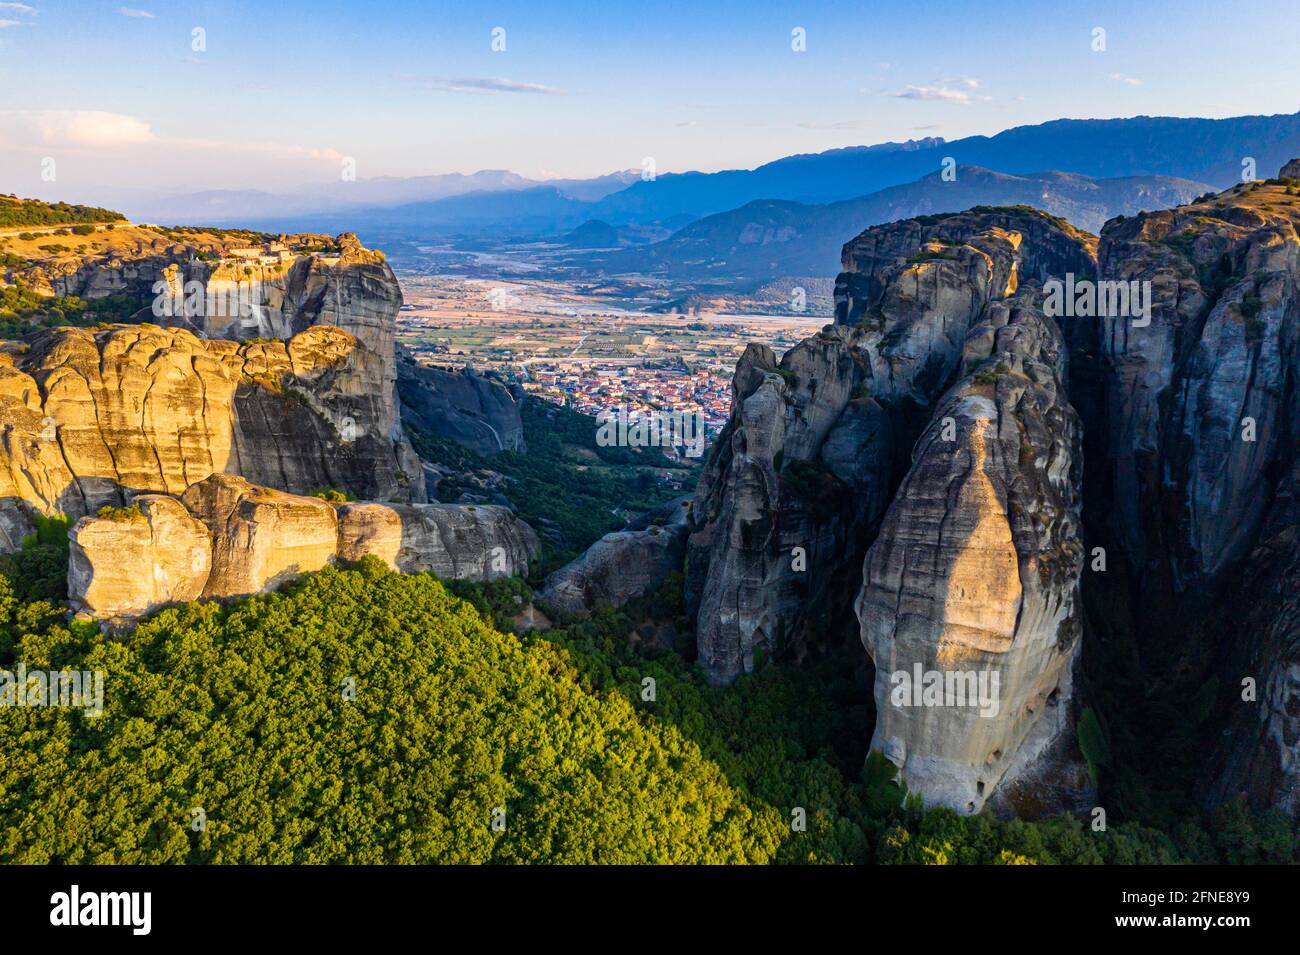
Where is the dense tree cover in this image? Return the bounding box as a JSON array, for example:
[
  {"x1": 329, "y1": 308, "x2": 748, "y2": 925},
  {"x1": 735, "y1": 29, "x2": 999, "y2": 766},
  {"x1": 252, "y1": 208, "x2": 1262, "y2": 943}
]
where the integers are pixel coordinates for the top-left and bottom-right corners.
[
  {"x1": 0, "y1": 197, "x2": 125, "y2": 229},
  {"x1": 0, "y1": 560, "x2": 790, "y2": 863},
  {"x1": 505, "y1": 595, "x2": 1298, "y2": 864},
  {"x1": 0, "y1": 516, "x2": 71, "y2": 608},
  {"x1": 0, "y1": 286, "x2": 140, "y2": 339},
  {"x1": 408, "y1": 397, "x2": 694, "y2": 576},
  {"x1": 0, "y1": 530, "x2": 1293, "y2": 864}
]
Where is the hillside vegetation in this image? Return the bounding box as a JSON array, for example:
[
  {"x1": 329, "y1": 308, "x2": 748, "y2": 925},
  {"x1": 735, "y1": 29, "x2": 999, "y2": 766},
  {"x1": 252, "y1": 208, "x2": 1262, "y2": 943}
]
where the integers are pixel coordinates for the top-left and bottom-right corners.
[
  {"x1": 0, "y1": 541, "x2": 1291, "y2": 864},
  {"x1": 0, "y1": 286, "x2": 139, "y2": 339},
  {"x1": 0, "y1": 196, "x2": 125, "y2": 229}
]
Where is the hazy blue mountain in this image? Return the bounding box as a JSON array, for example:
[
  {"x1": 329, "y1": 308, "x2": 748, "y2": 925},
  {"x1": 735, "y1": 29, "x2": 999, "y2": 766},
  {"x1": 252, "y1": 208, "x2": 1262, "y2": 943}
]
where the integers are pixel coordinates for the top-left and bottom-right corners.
[
  {"x1": 365, "y1": 186, "x2": 594, "y2": 234},
  {"x1": 589, "y1": 112, "x2": 1300, "y2": 224},
  {"x1": 578, "y1": 166, "x2": 1214, "y2": 284},
  {"x1": 125, "y1": 112, "x2": 1300, "y2": 242},
  {"x1": 120, "y1": 170, "x2": 638, "y2": 228},
  {"x1": 560, "y1": 219, "x2": 621, "y2": 248}
]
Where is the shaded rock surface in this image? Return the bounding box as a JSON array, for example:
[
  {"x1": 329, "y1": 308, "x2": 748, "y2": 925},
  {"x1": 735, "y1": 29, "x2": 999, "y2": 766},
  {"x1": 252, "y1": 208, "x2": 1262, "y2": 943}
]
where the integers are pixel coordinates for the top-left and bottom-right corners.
[
  {"x1": 1069, "y1": 162, "x2": 1300, "y2": 816},
  {"x1": 68, "y1": 474, "x2": 538, "y2": 618},
  {"x1": 397, "y1": 345, "x2": 525, "y2": 454},
  {"x1": 538, "y1": 497, "x2": 690, "y2": 617}
]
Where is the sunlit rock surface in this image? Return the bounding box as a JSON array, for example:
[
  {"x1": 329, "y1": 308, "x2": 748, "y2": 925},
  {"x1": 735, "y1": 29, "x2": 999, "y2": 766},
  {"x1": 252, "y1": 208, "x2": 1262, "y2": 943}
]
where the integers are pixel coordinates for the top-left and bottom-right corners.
[
  {"x1": 857, "y1": 294, "x2": 1084, "y2": 813},
  {"x1": 68, "y1": 474, "x2": 538, "y2": 619}
]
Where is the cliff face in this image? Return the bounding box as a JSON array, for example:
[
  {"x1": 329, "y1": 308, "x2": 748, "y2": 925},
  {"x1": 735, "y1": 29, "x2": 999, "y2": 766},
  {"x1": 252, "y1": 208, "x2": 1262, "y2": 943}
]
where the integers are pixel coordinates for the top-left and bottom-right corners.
[
  {"x1": 857, "y1": 293, "x2": 1084, "y2": 813},
  {"x1": 1089, "y1": 190, "x2": 1297, "y2": 581},
  {"x1": 0, "y1": 232, "x2": 430, "y2": 550},
  {"x1": 0, "y1": 323, "x2": 423, "y2": 549},
  {"x1": 397, "y1": 345, "x2": 525, "y2": 454},
  {"x1": 1072, "y1": 166, "x2": 1300, "y2": 815},
  {"x1": 69, "y1": 474, "x2": 538, "y2": 619},
  {"x1": 687, "y1": 208, "x2": 1095, "y2": 688},
  {"x1": 28, "y1": 232, "x2": 396, "y2": 355}
]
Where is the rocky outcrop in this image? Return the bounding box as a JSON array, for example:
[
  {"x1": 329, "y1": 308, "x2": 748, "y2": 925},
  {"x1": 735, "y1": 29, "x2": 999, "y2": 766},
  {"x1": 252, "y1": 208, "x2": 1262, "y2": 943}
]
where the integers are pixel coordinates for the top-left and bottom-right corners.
[
  {"x1": 178, "y1": 475, "x2": 342, "y2": 600},
  {"x1": 687, "y1": 207, "x2": 1095, "y2": 687},
  {"x1": 1070, "y1": 163, "x2": 1300, "y2": 816},
  {"x1": 29, "y1": 232, "x2": 396, "y2": 353},
  {"x1": 0, "y1": 323, "x2": 424, "y2": 548},
  {"x1": 68, "y1": 474, "x2": 538, "y2": 619},
  {"x1": 335, "y1": 499, "x2": 540, "y2": 578},
  {"x1": 1089, "y1": 175, "x2": 1298, "y2": 583},
  {"x1": 0, "y1": 230, "x2": 431, "y2": 548},
  {"x1": 397, "y1": 346, "x2": 525, "y2": 453},
  {"x1": 66, "y1": 496, "x2": 212, "y2": 619},
  {"x1": 857, "y1": 292, "x2": 1085, "y2": 813},
  {"x1": 538, "y1": 498, "x2": 690, "y2": 617}
]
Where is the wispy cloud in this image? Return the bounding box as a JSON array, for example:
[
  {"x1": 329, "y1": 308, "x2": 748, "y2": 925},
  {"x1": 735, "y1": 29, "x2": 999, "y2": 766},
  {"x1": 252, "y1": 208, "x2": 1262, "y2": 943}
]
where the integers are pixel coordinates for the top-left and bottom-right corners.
[
  {"x1": 396, "y1": 74, "x2": 564, "y2": 96},
  {"x1": 0, "y1": 19, "x2": 19, "y2": 27},
  {"x1": 876, "y1": 77, "x2": 989, "y2": 105},
  {"x1": 1108, "y1": 72, "x2": 1142, "y2": 86},
  {"x1": 0, "y1": 110, "x2": 346, "y2": 164},
  {"x1": 797, "y1": 120, "x2": 858, "y2": 130},
  {"x1": 0, "y1": 3, "x2": 36, "y2": 13},
  {"x1": 0, "y1": 109, "x2": 156, "y2": 146},
  {"x1": 116, "y1": 6, "x2": 154, "y2": 18},
  {"x1": 879, "y1": 85, "x2": 974, "y2": 104}
]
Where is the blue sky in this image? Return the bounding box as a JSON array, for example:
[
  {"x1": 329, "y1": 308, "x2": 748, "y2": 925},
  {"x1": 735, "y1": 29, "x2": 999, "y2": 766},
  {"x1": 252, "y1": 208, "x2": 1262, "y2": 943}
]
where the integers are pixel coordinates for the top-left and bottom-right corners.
[{"x1": 1, "y1": 0, "x2": 1297, "y2": 198}]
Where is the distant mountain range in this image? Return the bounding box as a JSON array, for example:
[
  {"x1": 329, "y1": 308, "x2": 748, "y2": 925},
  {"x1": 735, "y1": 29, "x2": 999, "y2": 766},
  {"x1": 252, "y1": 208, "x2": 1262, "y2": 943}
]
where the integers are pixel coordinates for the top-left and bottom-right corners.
[
  {"x1": 120, "y1": 170, "x2": 639, "y2": 229},
  {"x1": 112, "y1": 111, "x2": 1300, "y2": 252},
  {"x1": 588, "y1": 112, "x2": 1300, "y2": 224},
  {"x1": 575, "y1": 166, "x2": 1214, "y2": 283}
]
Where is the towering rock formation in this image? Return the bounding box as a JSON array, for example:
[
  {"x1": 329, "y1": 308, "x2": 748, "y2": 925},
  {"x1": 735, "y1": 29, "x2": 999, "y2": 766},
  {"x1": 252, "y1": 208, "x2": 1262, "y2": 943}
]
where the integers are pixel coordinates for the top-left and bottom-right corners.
[
  {"x1": 68, "y1": 474, "x2": 539, "y2": 620},
  {"x1": 686, "y1": 329, "x2": 890, "y2": 683},
  {"x1": 684, "y1": 205, "x2": 1097, "y2": 810},
  {"x1": 0, "y1": 232, "x2": 428, "y2": 550},
  {"x1": 1071, "y1": 164, "x2": 1300, "y2": 815},
  {"x1": 858, "y1": 292, "x2": 1084, "y2": 813},
  {"x1": 687, "y1": 208, "x2": 1095, "y2": 688},
  {"x1": 0, "y1": 323, "x2": 423, "y2": 549},
  {"x1": 683, "y1": 166, "x2": 1300, "y2": 816}
]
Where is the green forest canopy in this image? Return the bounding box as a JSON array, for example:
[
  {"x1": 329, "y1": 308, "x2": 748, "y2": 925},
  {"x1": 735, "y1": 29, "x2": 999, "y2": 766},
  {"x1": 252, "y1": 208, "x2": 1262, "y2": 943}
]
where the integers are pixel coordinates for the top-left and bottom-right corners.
[
  {"x1": 0, "y1": 197, "x2": 126, "y2": 229},
  {"x1": 0, "y1": 548, "x2": 1290, "y2": 864}
]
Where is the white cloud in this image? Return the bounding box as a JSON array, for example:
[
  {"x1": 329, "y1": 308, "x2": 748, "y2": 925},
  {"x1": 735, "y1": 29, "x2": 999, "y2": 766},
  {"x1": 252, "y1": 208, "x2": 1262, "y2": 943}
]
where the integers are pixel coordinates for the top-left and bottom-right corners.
[
  {"x1": 0, "y1": 18, "x2": 19, "y2": 27},
  {"x1": 1108, "y1": 72, "x2": 1142, "y2": 86},
  {"x1": 396, "y1": 74, "x2": 564, "y2": 96},
  {"x1": 0, "y1": 109, "x2": 157, "y2": 146},
  {"x1": 116, "y1": 6, "x2": 154, "y2": 18},
  {"x1": 878, "y1": 83, "x2": 989, "y2": 105},
  {"x1": 0, "y1": 110, "x2": 345, "y2": 165},
  {"x1": 797, "y1": 121, "x2": 858, "y2": 130},
  {"x1": 0, "y1": 3, "x2": 36, "y2": 13}
]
